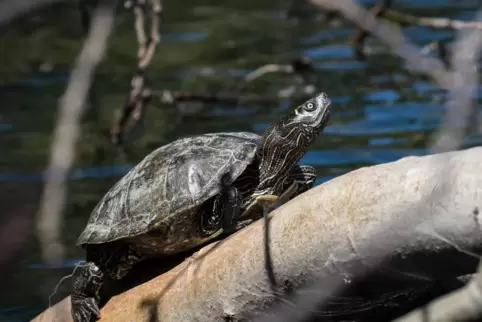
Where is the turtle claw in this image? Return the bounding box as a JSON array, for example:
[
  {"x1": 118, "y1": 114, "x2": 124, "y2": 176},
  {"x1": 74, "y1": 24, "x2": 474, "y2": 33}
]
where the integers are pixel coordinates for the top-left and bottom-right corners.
[
  {"x1": 72, "y1": 296, "x2": 101, "y2": 322},
  {"x1": 241, "y1": 194, "x2": 279, "y2": 219},
  {"x1": 84, "y1": 297, "x2": 101, "y2": 318},
  {"x1": 71, "y1": 261, "x2": 104, "y2": 322}
]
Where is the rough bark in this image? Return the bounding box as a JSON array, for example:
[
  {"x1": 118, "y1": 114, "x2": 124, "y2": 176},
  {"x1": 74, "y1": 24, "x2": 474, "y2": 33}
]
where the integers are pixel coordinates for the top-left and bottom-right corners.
[{"x1": 32, "y1": 147, "x2": 482, "y2": 322}]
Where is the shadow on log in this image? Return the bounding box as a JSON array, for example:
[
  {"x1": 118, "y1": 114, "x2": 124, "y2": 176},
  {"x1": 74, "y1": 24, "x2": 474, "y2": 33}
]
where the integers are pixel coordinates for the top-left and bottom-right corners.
[{"x1": 32, "y1": 147, "x2": 482, "y2": 322}]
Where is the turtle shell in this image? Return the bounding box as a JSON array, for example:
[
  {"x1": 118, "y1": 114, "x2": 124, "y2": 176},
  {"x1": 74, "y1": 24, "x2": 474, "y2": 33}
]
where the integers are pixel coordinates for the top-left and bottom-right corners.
[{"x1": 77, "y1": 132, "x2": 261, "y2": 246}]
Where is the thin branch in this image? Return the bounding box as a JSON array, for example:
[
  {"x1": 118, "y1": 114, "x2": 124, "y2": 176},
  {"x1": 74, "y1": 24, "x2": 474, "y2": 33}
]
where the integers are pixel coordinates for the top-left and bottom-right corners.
[
  {"x1": 133, "y1": 4, "x2": 148, "y2": 59},
  {"x1": 150, "y1": 89, "x2": 305, "y2": 104},
  {"x1": 140, "y1": 0, "x2": 161, "y2": 68},
  {"x1": 351, "y1": 0, "x2": 482, "y2": 61},
  {"x1": 110, "y1": 0, "x2": 162, "y2": 145},
  {"x1": 420, "y1": 40, "x2": 450, "y2": 68},
  {"x1": 352, "y1": 0, "x2": 394, "y2": 60},
  {"x1": 429, "y1": 12, "x2": 482, "y2": 153},
  {"x1": 235, "y1": 57, "x2": 313, "y2": 92},
  {"x1": 349, "y1": 0, "x2": 480, "y2": 153},
  {"x1": 309, "y1": 0, "x2": 455, "y2": 91},
  {"x1": 237, "y1": 64, "x2": 293, "y2": 90},
  {"x1": 383, "y1": 8, "x2": 482, "y2": 30},
  {"x1": 36, "y1": 0, "x2": 116, "y2": 266},
  {"x1": 110, "y1": 1, "x2": 314, "y2": 145}
]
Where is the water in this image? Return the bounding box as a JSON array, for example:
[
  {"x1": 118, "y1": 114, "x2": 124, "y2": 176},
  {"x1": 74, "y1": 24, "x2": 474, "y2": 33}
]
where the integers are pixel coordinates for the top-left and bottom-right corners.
[{"x1": 1, "y1": 0, "x2": 481, "y2": 320}]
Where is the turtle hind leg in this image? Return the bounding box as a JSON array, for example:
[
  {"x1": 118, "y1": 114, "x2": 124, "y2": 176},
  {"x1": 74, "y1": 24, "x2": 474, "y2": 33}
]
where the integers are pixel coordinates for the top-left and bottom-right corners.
[{"x1": 71, "y1": 261, "x2": 103, "y2": 322}]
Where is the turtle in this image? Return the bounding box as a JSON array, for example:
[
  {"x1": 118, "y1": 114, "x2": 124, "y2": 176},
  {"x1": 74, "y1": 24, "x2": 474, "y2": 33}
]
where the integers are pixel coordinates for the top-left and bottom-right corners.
[{"x1": 71, "y1": 92, "x2": 332, "y2": 322}]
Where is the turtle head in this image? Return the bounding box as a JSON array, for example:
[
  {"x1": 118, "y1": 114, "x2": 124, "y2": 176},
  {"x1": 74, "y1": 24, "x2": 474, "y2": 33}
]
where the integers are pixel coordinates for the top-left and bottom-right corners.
[
  {"x1": 283, "y1": 92, "x2": 331, "y2": 135},
  {"x1": 254, "y1": 92, "x2": 331, "y2": 194}
]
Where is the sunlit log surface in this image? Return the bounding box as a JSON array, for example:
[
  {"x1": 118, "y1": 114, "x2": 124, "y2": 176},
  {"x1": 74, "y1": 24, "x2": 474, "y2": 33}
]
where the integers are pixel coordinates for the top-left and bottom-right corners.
[{"x1": 32, "y1": 147, "x2": 482, "y2": 322}]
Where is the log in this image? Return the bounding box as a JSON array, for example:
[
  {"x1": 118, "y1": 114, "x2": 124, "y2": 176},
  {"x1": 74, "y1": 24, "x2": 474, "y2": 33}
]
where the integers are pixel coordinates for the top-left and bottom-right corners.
[{"x1": 32, "y1": 147, "x2": 482, "y2": 322}]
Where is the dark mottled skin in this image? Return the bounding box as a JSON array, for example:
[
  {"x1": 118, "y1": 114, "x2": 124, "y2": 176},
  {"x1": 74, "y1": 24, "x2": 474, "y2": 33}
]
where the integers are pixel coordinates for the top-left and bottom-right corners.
[{"x1": 71, "y1": 93, "x2": 332, "y2": 322}]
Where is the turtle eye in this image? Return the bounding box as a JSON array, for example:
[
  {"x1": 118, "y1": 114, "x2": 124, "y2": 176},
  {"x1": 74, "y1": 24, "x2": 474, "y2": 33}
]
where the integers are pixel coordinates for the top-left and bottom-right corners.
[{"x1": 304, "y1": 102, "x2": 316, "y2": 111}]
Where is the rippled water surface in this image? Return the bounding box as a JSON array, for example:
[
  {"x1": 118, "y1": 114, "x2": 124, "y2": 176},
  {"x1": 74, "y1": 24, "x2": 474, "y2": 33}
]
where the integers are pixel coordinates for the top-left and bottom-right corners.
[{"x1": 1, "y1": 0, "x2": 482, "y2": 320}]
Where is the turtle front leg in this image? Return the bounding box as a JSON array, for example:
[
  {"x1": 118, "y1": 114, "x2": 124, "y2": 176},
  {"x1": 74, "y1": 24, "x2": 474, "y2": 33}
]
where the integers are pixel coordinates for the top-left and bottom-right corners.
[
  {"x1": 279, "y1": 164, "x2": 316, "y2": 203},
  {"x1": 71, "y1": 262, "x2": 103, "y2": 322},
  {"x1": 240, "y1": 165, "x2": 316, "y2": 219}
]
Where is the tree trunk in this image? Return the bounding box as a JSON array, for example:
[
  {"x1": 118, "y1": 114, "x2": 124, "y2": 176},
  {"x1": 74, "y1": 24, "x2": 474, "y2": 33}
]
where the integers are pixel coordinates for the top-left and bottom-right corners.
[{"x1": 32, "y1": 147, "x2": 482, "y2": 322}]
